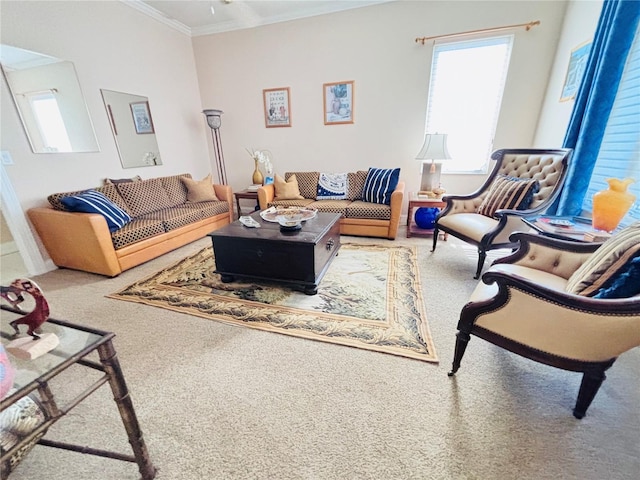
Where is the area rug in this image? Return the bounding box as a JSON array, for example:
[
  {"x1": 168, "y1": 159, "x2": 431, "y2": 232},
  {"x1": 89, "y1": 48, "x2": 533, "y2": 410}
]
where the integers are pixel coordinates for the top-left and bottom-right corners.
[{"x1": 108, "y1": 243, "x2": 438, "y2": 363}]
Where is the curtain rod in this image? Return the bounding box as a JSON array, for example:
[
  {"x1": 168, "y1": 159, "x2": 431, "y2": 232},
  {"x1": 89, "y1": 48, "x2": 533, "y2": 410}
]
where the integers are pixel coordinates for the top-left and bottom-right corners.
[{"x1": 415, "y1": 20, "x2": 540, "y2": 45}]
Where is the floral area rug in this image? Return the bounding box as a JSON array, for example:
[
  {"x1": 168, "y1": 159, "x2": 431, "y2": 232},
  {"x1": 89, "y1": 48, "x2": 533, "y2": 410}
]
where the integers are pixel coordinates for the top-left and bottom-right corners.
[{"x1": 108, "y1": 243, "x2": 438, "y2": 363}]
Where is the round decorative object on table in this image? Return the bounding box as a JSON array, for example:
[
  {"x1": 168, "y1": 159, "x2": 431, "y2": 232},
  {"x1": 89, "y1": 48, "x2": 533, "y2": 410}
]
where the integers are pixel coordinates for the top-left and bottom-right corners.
[
  {"x1": 415, "y1": 207, "x2": 439, "y2": 229},
  {"x1": 277, "y1": 213, "x2": 303, "y2": 232},
  {"x1": 279, "y1": 224, "x2": 302, "y2": 232}
]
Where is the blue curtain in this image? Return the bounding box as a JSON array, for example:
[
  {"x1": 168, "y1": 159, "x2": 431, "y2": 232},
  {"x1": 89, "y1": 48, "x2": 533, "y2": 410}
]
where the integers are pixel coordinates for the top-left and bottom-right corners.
[{"x1": 555, "y1": 0, "x2": 640, "y2": 216}]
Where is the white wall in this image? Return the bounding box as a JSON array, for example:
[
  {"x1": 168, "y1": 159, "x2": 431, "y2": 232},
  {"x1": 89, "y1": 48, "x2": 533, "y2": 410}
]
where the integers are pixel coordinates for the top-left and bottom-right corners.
[
  {"x1": 534, "y1": 0, "x2": 603, "y2": 146},
  {"x1": 192, "y1": 0, "x2": 568, "y2": 196},
  {"x1": 1, "y1": 0, "x2": 211, "y2": 213},
  {"x1": 1, "y1": 0, "x2": 577, "y2": 271}
]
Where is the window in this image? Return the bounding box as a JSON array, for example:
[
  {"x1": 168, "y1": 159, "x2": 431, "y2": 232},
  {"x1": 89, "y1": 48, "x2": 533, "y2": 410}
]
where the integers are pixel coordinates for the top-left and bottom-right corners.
[
  {"x1": 582, "y1": 26, "x2": 640, "y2": 227},
  {"x1": 425, "y1": 35, "x2": 513, "y2": 173},
  {"x1": 28, "y1": 92, "x2": 72, "y2": 152}
]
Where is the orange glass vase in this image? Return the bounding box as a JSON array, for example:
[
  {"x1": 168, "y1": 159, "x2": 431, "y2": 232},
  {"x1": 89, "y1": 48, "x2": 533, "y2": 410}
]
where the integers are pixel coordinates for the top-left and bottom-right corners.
[{"x1": 592, "y1": 178, "x2": 636, "y2": 232}]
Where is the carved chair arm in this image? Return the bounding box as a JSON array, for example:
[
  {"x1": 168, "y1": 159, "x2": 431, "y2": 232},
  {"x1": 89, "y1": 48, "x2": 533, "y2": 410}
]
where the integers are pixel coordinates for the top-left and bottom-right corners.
[{"x1": 461, "y1": 270, "x2": 640, "y2": 361}]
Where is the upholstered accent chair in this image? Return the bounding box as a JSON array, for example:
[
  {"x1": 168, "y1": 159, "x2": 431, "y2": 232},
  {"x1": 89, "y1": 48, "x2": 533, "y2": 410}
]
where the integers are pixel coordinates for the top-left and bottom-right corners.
[
  {"x1": 448, "y1": 230, "x2": 640, "y2": 419},
  {"x1": 432, "y1": 148, "x2": 573, "y2": 278}
]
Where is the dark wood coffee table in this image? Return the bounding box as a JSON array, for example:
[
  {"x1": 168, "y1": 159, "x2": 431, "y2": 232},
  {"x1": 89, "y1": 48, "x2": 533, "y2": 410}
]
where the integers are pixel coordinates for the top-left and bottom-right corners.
[{"x1": 207, "y1": 211, "x2": 341, "y2": 295}]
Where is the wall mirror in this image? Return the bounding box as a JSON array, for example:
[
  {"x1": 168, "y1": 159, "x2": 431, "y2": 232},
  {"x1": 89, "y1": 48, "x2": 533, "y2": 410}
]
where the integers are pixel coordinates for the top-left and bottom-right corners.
[
  {"x1": 0, "y1": 44, "x2": 99, "y2": 153},
  {"x1": 100, "y1": 89, "x2": 162, "y2": 168}
]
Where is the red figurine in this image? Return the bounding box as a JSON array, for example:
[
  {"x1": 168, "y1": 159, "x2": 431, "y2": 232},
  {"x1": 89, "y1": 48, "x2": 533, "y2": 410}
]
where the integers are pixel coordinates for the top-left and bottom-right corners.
[{"x1": 1, "y1": 279, "x2": 50, "y2": 340}]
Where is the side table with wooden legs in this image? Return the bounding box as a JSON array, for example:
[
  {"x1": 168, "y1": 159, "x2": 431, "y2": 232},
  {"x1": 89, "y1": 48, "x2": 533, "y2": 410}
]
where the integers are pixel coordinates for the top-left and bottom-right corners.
[
  {"x1": 234, "y1": 190, "x2": 260, "y2": 219},
  {"x1": 406, "y1": 193, "x2": 447, "y2": 239}
]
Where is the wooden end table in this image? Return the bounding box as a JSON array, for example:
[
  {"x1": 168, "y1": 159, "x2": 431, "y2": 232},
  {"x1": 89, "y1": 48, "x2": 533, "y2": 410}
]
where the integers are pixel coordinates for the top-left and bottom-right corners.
[
  {"x1": 406, "y1": 192, "x2": 447, "y2": 239},
  {"x1": 234, "y1": 189, "x2": 260, "y2": 219}
]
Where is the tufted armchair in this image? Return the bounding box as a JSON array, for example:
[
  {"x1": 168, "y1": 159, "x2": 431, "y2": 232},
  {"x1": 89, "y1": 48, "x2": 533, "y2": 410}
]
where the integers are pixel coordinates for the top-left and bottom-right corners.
[
  {"x1": 432, "y1": 148, "x2": 572, "y2": 278},
  {"x1": 448, "y1": 230, "x2": 640, "y2": 418}
]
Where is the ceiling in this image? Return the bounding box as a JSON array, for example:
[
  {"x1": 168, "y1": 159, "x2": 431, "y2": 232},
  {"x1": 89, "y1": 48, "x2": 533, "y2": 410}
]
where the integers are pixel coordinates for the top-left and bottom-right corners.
[{"x1": 124, "y1": 0, "x2": 394, "y2": 37}]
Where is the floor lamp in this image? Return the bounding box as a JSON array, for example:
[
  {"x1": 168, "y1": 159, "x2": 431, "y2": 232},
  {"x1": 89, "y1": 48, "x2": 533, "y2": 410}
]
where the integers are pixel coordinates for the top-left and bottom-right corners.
[{"x1": 202, "y1": 109, "x2": 227, "y2": 185}]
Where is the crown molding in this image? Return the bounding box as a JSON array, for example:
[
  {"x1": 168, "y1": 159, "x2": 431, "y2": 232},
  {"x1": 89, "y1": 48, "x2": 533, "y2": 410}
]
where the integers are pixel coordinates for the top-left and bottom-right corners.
[
  {"x1": 121, "y1": 0, "x2": 192, "y2": 36},
  {"x1": 122, "y1": 0, "x2": 394, "y2": 38},
  {"x1": 191, "y1": 0, "x2": 394, "y2": 36}
]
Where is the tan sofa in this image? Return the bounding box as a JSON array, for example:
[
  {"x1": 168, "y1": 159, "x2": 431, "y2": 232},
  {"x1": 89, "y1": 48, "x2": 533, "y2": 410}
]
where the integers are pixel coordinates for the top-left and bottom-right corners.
[
  {"x1": 28, "y1": 174, "x2": 233, "y2": 277},
  {"x1": 257, "y1": 171, "x2": 404, "y2": 240}
]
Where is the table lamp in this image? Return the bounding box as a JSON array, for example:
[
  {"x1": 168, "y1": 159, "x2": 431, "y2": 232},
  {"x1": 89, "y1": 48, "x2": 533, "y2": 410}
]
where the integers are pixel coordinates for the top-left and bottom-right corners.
[{"x1": 415, "y1": 133, "x2": 451, "y2": 195}]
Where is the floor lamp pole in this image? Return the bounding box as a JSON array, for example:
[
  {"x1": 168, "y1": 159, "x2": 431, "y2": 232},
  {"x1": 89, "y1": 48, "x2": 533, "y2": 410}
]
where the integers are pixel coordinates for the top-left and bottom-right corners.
[{"x1": 202, "y1": 109, "x2": 227, "y2": 185}]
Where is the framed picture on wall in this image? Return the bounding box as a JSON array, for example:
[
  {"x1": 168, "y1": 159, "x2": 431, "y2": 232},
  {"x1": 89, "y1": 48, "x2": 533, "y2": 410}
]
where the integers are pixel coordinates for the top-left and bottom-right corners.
[
  {"x1": 130, "y1": 101, "x2": 155, "y2": 134},
  {"x1": 323, "y1": 81, "x2": 354, "y2": 125},
  {"x1": 560, "y1": 40, "x2": 592, "y2": 102},
  {"x1": 263, "y1": 87, "x2": 291, "y2": 128}
]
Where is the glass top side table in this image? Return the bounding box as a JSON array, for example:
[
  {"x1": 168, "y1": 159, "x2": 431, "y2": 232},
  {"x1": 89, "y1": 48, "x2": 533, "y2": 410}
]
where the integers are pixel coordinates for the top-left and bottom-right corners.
[{"x1": 1, "y1": 305, "x2": 157, "y2": 479}]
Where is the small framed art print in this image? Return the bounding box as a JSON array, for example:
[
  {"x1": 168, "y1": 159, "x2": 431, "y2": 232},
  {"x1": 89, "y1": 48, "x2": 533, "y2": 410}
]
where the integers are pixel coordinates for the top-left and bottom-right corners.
[
  {"x1": 263, "y1": 87, "x2": 291, "y2": 128},
  {"x1": 323, "y1": 81, "x2": 354, "y2": 125},
  {"x1": 560, "y1": 41, "x2": 591, "y2": 102}
]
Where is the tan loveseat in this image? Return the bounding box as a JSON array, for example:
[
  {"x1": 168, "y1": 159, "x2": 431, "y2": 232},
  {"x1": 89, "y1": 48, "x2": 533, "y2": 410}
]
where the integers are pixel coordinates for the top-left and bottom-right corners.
[
  {"x1": 257, "y1": 171, "x2": 404, "y2": 239},
  {"x1": 28, "y1": 174, "x2": 233, "y2": 277}
]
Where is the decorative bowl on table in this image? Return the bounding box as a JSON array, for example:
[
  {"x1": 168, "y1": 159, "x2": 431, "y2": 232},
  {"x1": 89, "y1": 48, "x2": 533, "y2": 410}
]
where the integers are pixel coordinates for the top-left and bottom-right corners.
[
  {"x1": 260, "y1": 207, "x2": 317, "y2": 223},
  {"x1": 276, "y1": 213, "x2": 304, "y2": 231}
]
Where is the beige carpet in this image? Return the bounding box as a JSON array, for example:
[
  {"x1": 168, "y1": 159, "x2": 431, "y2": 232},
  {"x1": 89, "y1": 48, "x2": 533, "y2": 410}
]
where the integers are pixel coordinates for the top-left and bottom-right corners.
[
  {"x1": 107, "y1": 243, "x2": 438, "y2": 363},
  {"x1": 4, "y1": 232, "x2": 639, "y2": 480}
]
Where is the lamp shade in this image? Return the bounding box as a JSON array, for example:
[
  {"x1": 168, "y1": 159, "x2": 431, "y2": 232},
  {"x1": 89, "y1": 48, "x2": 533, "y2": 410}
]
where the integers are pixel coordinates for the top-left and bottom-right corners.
[
  {"x1": 415, "y1": 133, "x2": 451, "y2": 161},
  {"x1": 203, "y1": 109, "x2": 223, "y2": 130}
]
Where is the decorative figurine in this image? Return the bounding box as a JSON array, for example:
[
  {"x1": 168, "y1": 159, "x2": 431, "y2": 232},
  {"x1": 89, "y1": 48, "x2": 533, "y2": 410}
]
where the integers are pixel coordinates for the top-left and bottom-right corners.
[
  {"x1": 2, "y1": 279, "x2": 58, "y2": 360},
  {"x1": 2, "y1": 279, "x2": 50, "y2": 340}
]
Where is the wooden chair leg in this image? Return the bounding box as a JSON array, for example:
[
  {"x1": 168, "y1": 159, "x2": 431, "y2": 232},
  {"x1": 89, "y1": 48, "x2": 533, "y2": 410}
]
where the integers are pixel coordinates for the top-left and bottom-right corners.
[
  {"x1": 448, "y1": 330, "x2": 471, "y2": 376},
  {"x1": 573, "y1": 364, "x2": 611, "y2": 419},
  {"x1": 431, "y1": 227, "x2": 439, "y2": 252},
  {"x1": 474, "y1": 249, "x2": 487, "y2": 279}
]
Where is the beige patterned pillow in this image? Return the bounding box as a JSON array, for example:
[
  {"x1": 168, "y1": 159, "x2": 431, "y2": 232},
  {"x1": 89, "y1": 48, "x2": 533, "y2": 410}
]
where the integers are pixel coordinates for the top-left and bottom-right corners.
[
  {"x1": 284, "y1": 172, "x2": 319, "y2": 199},
  {"x1": 116, "y1": 178, "x2": 173, "y2": 217},
  {"x1": 181, "y1": 174, "x2": 219, "y2": 203},
  {"x1": 275, "y1": 174, "x2": 304, "y2": 200},
  {"x1": 103, "y1": 175, "x2": 142, "y2": 185},
  {"x1": 161, "y1": 174, "x2": 191, "y2": 206},
  {"x1": 566, "y1": 222, "x2": 640, "y2": 296},
  {"x1": 347, "y1": 171, "x2": 368, "y2": 201}
]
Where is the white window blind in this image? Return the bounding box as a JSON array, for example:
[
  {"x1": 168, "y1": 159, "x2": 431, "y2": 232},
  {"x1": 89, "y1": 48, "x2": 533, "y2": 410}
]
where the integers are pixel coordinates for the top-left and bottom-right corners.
[
  {"x1": 425, "y1": 35, "x2": 513, "y2": 173},
  {"x1": 582, "y1": 26, "x2": 640, "y2": 227}
]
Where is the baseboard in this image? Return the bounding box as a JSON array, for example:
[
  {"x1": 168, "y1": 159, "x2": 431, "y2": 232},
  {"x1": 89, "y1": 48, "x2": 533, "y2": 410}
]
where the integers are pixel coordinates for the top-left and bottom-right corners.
[{"x1": 0, "y1": 240, "x2": 18, "y2": 255}]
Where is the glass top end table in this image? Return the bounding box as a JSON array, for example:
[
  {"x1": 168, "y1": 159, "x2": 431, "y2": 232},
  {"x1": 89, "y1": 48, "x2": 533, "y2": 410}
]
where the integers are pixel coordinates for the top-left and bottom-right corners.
[{"x1": 1, "y1": 305, "x2": 157, "y2": 479}]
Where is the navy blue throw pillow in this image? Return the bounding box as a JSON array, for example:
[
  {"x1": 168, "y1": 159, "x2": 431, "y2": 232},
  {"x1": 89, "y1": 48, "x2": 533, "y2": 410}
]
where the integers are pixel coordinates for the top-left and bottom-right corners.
[
  {"x1": 60, "y1": 190, "x2": 132, "y2": 232},
  {"x1": 362, "y1": 168, "x2": 400, "y2": 205},
  {"x1": 594, "y1": 256, "x2": 640, "y2": 299}
]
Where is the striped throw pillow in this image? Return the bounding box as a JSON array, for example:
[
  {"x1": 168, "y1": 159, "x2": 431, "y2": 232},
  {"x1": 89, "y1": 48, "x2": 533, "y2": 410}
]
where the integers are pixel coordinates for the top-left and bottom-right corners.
[
  {"x1": 362, "y1": 168, "x2": 400, "y2": 205},
  {"x1": 60, "y1": 190, "x2": 132, "y2": 232},
  {"x1": 477, "y1": 174, "x2": 540, "y2": 218},
  {"x1": 566, "y1": 222, "x2": 640, "y2": 296}
]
